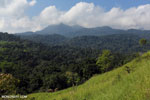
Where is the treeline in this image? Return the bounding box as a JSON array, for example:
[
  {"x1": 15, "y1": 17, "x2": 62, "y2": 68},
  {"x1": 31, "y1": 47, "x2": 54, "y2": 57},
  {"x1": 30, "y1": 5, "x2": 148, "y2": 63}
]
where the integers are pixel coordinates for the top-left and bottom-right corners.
[
  {"x1": 0, "y1": 32, "x2": 139, "y2": 95},
  {"x1": 20, "y1": 33, "x2": 150, "y2": 53}
]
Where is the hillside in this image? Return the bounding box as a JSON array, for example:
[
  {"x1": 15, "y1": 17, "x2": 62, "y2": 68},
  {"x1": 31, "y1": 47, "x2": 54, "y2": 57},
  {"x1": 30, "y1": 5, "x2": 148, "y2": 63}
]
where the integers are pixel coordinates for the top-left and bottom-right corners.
[
  {"x1": 27, "y1": 51, "x2": 150, "y2": 100},
  {"x1": 0, "y1": 32, "x2": 101, "y2": 94}
]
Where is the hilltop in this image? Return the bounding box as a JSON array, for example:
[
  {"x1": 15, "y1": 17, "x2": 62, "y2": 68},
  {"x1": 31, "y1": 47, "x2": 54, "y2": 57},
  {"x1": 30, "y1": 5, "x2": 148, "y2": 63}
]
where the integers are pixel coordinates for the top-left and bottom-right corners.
[{"x1": 28, "y1": 51, "x2": 150, "y2": 100}]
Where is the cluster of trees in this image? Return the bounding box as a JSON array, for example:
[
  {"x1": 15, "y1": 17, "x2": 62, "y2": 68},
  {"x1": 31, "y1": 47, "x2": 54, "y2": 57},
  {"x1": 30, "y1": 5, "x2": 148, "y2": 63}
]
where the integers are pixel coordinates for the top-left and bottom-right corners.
[{"x1": 0, "y1": 32, "x2": 142, "y2": 95}]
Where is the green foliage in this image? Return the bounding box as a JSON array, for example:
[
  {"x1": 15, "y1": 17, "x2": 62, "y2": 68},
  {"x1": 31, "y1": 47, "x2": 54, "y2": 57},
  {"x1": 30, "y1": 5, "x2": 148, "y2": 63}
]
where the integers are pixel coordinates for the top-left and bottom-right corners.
[
  {"x1": 42, "y1": 74, "x2": 67, "y2": 90},
  {"x1": 0, "y1": 73, "x2": 19, "y2": 95},
  {"x1": 21, "y1": 33, "x2": 150, "y2": 54},
  {"x1": 20, "y1": 34, "x2": 67, "y2": 45},
  {"x1": 0, "y1": 32, "x2": 138, "y2": 94},
  {"x1": 0, "y1": 33, "x2": 100, "y2": 94},
  {"x1": 96, "y1": 50, "x2": 115, "y2": 72},
  {"x1": 81, "y1": 58, "x2": 99, "y2": 79},
  {"x1": 0, "y1": 61, "x2": 16, "y2": 73},
  {"x1": 28, "y1": 51, "x2": 150, "y2": 100},
  {"x1": 139, "y1": 38, "x2": 147, "y2": 46},
  {"x1": 65, "y1": 72, "x2": 80, "y2": 86}
]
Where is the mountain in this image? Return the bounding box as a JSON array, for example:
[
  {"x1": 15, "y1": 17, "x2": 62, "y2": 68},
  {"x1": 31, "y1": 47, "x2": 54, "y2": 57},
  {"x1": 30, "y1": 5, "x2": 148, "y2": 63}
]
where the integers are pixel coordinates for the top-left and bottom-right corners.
[
  {"x1": 64, "y1": 26, "x2": 122, "y2": 37},
  {"x1": 36, "y1": 23, "x2": 83, "y2": 35},
  {"x1": 27, "y1": 25, "x2": 122, "y2": 37},
  {"x1": 17, "y1": 24, "x2": 150, "y2": 51},
  {"x1": 16, "y1": 31, "x2": 35, "y2": 36},
  {"x1": 17, "y1": 23, "x2": 150, "y2": 37},
  {"x1": 28, "y1": 51, "x2": 150, "y2": 100}
]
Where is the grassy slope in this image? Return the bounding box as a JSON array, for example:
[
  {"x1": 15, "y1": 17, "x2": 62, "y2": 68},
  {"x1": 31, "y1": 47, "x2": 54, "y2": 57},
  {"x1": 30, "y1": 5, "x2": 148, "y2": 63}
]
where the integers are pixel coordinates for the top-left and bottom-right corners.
[{"x1": 28, "y1": 52, "x2": 150, "y2": 100}]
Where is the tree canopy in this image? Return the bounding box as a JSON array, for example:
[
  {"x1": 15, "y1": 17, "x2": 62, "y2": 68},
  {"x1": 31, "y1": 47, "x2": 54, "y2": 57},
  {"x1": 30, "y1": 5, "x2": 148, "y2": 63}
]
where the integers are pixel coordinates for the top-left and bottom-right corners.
[
  {"x1": 139, "y1": 38, "x2": 147, "y2": 46},
  {"x1": 0, "y1": 73, "x2": 19, "y2": 95},
  {"x1": 96, "y1": 50, "x2": 115, "y2": 72}
]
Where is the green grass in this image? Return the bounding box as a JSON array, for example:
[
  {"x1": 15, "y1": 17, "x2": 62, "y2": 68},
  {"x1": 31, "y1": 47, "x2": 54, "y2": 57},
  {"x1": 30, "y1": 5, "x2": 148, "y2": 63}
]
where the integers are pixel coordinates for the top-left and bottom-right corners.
[{"x1": 27, "y1": 52, "x2": 150, "y2": 100}]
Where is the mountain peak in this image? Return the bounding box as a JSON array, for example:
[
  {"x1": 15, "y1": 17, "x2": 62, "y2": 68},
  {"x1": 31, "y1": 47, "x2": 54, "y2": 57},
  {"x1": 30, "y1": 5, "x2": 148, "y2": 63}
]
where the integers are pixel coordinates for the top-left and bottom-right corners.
[
  {"x1": 36, "y1": 23, "x2": 81, "y2": 35},
  {"x1": 59, "y1": 23, "x2": 68, "y2": 26},
  {"x1": 46, "y1": 23, "x2": 71, "y2": 28},
  {"x1": 97, "y1": 26, "x2": 113, "y2": 30}
]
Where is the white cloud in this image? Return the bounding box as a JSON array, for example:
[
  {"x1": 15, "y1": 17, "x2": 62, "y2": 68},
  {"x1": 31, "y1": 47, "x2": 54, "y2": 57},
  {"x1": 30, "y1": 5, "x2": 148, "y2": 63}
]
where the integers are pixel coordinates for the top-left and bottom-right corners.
[
  {"x1": 0, "y1": 0, "x2": 27, "y2": 17},
  {"x1": 0, "y1": 0, "x2": 36, "y2": 33},
  {"x1": 60, "y1": 2, "x2": 104, "y2": 27},
  {"x1": 38, "y1": 6, "x2": 64, "y2": 25},
  {"x1": 35, "y1": 2, "x2": 150, "y2": 30},
  {"x1": 29, "y1": 0, "x2": 37, "y2": 6},
  {"x1": 0, "y1": 1, "x2": 150, "y2": 33},
  {"x1": 0, "y1": 18, "x2": 5, "y2": 29}
]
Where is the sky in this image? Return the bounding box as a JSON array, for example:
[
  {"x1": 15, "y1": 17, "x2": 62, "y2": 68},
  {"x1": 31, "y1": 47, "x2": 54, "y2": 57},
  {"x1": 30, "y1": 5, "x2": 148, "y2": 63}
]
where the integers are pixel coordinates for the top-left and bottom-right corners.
[{"x1": 1, "y1": 0, "x2": 150, "y2": 33}]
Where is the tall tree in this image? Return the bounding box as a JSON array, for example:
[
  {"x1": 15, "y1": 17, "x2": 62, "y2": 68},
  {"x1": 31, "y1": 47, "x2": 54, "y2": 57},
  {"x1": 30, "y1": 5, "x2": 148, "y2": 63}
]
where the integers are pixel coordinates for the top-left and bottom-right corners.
[
  {"x1": 96, "y1": 50, "x2": 115, "y2": 72},
  {"x1": 139, "y1": 38, "x2": 147, "y2": 46}
]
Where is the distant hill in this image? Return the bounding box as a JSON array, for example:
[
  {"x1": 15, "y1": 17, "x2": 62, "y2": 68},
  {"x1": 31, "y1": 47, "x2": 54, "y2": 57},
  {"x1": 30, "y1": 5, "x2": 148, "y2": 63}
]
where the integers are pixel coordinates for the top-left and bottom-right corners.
[
  {"x1": 28, "y1": 51, "x2": 150, "y2": 100},
  {"x1": 15, "y1": 24, "x2": 150, "y2": 54},
  {"x1": 35, "y1": 23, "x2": 83, "y2": 36},
  {"x1": 20, "y1": 34, "x2": 68, "y2": 45},
  {"x1": 64, "y1": 26, "x2": 123, "y2": 37},
  {"x1": 17, "y1": 31, "x2": 35, "y2": 36},
  {"x1": 19, "y1": 33, "x2": 150, "y2": 53},
  {"x1": 17, "y1": 23, "x2": 150, "y2": 37},
  {"x1": 66, "y1": 33, "x2": 150, "y2": 51},
  {"x1": 0, "y1": 32, "x2": 20, "y2": 41}
]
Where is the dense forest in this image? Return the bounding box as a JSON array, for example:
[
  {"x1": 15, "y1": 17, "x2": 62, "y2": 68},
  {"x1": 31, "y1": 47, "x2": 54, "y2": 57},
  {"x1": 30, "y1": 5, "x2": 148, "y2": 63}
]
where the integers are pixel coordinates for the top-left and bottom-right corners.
[
  {"x1": 0, "y1": 31, "x2": 149, "y2": 95},
  {"x1": 20, "y1": 33, "x2": 150, "y2": 53}
]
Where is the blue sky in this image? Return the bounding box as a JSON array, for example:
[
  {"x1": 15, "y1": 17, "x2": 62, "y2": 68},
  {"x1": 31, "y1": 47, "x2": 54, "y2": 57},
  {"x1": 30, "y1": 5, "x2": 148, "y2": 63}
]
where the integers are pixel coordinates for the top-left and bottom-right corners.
[
  {"x1": 27, "y1": 0, "x2": 150, "y2": 17},
  {"x1": 1, "y1": 0, "x2": 150, "y2": 33}
]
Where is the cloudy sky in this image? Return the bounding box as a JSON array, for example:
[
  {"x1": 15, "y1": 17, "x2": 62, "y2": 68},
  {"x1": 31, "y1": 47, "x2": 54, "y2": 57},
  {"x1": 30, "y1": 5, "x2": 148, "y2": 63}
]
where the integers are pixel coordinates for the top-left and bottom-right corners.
[{"x1": 0, "y1": 0, "x2": 150, "y2": 33}]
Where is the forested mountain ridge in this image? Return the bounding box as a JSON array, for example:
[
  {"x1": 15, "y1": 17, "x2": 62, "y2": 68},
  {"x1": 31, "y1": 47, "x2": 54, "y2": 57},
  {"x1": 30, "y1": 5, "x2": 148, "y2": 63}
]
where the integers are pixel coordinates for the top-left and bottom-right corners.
[
  {"x1": 16, "y1": 24, "x2": 150, "y2": 54},
  {"x1": 0, "y1": 32, "x2": 20, "y2": 41},
  {"x1": 17, "y1": 23, "x2": 150, "y2": 37},
  {"x1": 20, "y1": 34, "x2": 68, "y2": 45},
  {"x1": 19, "y1": 33, "x2": 150, "y2": 53}
]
